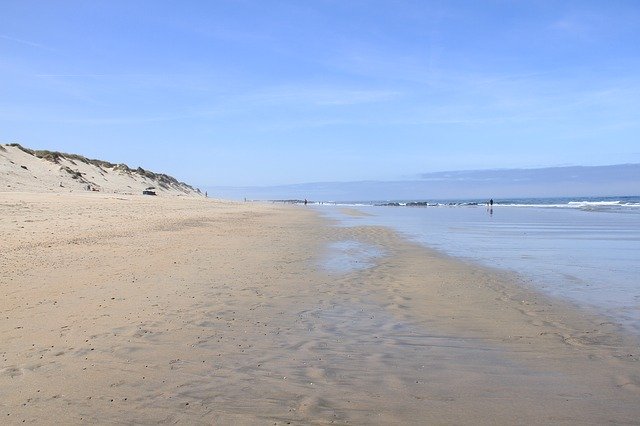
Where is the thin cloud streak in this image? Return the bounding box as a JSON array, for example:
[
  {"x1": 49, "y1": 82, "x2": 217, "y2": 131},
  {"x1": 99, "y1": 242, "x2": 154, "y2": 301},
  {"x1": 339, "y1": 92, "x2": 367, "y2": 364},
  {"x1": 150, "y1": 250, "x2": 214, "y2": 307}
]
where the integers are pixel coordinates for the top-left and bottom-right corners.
[
  {"x1": 241, "y1": 86, "x2": 402, "y2": 107},
  {"x1": 35, "y1": 74, "x2": 164, "y2": 78},
  {"x1": 0, "y1": 34, "x2": 54, "y2": 51}
]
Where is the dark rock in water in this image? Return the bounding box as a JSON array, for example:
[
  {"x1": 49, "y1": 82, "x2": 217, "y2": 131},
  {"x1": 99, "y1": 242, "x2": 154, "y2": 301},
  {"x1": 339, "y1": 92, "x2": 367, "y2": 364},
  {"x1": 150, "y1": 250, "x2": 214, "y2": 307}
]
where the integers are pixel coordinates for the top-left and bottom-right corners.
[{"x1": 270, "y1": 199, "x2": 309, "y2": 204}]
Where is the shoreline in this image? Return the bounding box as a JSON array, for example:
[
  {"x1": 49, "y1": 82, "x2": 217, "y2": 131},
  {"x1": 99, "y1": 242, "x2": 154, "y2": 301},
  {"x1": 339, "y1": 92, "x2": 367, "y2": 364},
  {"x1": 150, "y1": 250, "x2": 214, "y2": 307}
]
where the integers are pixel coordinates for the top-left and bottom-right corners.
[
  {"x1": 1, "y1": 192, "x2": 639, "y2": 424},
  {"x1": 326, "y1": 202, "x2": 640, "y2": 337},
  {"x1": 335, "y1": 205, "x2": 638, "y2": 338}
]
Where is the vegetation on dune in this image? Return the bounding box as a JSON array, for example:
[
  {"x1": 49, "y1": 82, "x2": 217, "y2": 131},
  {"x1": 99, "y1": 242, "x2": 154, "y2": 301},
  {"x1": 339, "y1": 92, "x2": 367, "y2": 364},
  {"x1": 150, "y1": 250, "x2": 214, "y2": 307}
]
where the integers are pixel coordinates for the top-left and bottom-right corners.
[
  {"x1": 61, "y1": 166, "x2": 84, "y2": 180},
  {"x1": 9, "y1": 143, "x2": 87, "y2": 164},
  {"x1": 135, "y1": 167, "x2": 182, "y2": 190}
]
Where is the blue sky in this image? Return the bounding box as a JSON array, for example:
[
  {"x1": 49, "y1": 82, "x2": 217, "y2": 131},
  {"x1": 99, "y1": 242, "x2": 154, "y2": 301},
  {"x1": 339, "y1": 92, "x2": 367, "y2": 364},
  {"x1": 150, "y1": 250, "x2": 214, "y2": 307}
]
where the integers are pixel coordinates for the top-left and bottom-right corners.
[{"x1": 2, "y1": 1, "x2": 640, "y2": 187}]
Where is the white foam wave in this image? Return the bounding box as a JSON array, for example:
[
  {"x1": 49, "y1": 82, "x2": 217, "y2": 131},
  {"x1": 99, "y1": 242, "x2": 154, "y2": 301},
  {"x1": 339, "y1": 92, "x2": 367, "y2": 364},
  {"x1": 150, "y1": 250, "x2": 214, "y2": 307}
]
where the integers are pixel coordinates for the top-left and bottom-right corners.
[{"x1": 502, "y1": 201, "x2": 640, "y2": 210}]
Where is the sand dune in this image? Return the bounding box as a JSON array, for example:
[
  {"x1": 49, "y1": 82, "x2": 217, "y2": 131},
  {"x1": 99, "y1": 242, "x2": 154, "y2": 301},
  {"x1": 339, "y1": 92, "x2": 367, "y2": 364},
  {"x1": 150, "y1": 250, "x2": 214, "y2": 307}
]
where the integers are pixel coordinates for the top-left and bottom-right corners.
[{"x1": 0, "y1": 144, "x2": 202, "y2": 196}]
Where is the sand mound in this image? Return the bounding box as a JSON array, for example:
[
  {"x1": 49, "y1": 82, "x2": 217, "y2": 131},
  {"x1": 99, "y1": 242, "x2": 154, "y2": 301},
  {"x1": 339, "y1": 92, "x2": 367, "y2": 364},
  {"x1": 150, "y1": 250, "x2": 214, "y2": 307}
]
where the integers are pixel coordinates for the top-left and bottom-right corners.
[{"x1": 0, "y1": 144, "x2": 202, "y2": 196}]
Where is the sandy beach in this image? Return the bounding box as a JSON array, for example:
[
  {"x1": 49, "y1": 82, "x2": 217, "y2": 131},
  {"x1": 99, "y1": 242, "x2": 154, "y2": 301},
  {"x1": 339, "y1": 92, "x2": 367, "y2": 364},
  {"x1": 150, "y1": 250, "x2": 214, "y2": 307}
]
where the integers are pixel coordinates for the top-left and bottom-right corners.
[{"x1": 1, "y1": 192, "x2": 639, "y2": 424}]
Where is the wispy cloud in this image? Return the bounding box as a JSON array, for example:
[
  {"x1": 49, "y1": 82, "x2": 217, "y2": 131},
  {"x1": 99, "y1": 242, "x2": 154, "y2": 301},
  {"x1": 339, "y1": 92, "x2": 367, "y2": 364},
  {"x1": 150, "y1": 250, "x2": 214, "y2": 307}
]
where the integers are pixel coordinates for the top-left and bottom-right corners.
[
  {"x1": 548, "y1": 9, "x2": 623, "y2": 41},
  {"x1": 33, "y1": 72, "x2": 233, "y2": 94},
  {"x1": 244, "y1": 86, "x2": 402, "y2": 107},
  {"x1": 35, "y1": 74, "x2": 152, "y2": 78},
  {"x1": 184, "y1": 23, "x2": 275, "y2": 46},
  {"x1": 1, "y1": 112, "x2": 199, "y2": 126},
  {"x1": 0, "y1": 34, "x2": 54, "y2": 51},
  {"x1": 550, "y1": 17, "x2": 592, "y2": 38}
]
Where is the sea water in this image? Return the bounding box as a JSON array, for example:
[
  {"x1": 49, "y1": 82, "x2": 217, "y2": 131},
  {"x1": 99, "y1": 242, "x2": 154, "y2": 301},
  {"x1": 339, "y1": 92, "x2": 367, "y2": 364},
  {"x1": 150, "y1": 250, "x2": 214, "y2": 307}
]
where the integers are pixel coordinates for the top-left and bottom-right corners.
[
  {"x1": 321, "y1": 240, "x2": 384, "y2": 274},
  {"x1": 315, "y1": 197, "x2": 640, "y2": 334}
]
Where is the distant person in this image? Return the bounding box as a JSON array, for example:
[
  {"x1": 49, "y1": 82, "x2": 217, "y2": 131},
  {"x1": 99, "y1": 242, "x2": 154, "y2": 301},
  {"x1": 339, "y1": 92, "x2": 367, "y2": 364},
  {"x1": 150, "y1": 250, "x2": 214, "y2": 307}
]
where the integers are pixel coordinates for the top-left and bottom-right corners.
[
  {"x1": 304, "y1": 199, "x2": 308, "y2": 206},
  {"x1": 490, "y1": 199, "x2": 494, "y2": 206}
]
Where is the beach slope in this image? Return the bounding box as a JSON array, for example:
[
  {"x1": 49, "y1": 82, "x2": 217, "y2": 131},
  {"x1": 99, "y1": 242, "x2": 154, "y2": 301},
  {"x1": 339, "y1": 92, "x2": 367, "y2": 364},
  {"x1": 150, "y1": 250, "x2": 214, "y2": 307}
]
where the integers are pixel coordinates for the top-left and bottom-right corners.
[{"x1": 1, "y1": 193, "x2": 639, "y2": 424}]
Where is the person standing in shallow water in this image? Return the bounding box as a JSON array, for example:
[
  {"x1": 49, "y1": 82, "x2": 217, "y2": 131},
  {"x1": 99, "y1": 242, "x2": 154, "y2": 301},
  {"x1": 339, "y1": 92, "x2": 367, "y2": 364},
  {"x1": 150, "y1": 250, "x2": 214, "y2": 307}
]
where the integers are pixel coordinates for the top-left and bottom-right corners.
[
  {"x1": 487, "y1": 199, "x2": 494, "y2": 215},
  {"x1": 304, "y1": 199, "x2": 308, "y2": 206}
]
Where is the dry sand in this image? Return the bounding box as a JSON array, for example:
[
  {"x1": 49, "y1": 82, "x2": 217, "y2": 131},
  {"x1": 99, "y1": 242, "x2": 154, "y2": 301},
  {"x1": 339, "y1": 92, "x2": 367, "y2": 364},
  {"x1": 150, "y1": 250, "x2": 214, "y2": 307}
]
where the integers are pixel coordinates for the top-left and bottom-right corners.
[{"x1": 1, "y1": 192, "x2": 639, "y2": 424}]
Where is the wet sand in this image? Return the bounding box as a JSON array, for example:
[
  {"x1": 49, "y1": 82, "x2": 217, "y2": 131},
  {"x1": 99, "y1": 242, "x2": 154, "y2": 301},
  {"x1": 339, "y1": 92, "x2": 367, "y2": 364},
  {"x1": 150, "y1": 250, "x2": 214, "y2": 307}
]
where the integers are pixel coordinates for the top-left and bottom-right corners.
[{"x1": 1, "y1": 192, "x2": 639, "y2": 424}]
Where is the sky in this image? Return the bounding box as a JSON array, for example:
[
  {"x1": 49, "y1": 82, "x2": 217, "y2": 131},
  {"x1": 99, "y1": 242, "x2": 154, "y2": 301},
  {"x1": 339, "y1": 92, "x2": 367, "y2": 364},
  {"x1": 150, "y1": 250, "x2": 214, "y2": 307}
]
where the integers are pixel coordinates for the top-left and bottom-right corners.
[{"x1": 2, "y1": 0, "x2": 640, "y2": 189}]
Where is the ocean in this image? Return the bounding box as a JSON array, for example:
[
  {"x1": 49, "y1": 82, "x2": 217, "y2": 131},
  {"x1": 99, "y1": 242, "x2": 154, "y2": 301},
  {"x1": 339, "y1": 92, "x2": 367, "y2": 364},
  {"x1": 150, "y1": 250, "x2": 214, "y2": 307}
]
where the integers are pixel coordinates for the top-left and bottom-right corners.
[{"x1": 314, "y1": 196, "x2": 640, "y2": 334}]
